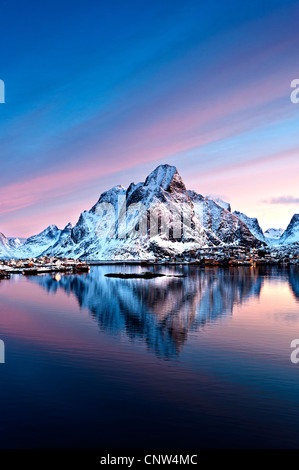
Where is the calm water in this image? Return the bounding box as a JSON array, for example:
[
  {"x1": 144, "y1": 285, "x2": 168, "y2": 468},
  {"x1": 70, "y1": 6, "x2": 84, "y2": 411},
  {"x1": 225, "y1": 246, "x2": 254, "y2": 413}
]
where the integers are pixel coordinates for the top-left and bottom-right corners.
[{"x1": 0, "y1": 265, "x2": 299, "y2": 448}]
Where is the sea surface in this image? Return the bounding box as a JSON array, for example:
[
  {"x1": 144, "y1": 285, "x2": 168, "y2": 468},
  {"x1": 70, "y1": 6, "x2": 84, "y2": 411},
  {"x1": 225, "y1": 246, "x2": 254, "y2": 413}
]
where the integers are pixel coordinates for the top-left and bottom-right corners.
[{"x1": 0, "y1": 265, "x2": 299, "y2": 448}]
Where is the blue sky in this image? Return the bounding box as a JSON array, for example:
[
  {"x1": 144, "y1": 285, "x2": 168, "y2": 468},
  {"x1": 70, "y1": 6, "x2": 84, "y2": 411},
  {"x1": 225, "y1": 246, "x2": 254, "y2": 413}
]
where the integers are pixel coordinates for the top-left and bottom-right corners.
[{"x1": 0, "y1": 0, "x2": 299, "y2": 235}]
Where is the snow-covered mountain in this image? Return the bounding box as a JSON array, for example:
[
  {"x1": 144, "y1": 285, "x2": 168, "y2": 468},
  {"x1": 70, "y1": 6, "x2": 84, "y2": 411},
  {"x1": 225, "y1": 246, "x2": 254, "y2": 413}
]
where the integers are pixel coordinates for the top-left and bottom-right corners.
[
  {"x1": 6, "y1": 224, "x2": 72, "y2": 260},
  {"x1": 46, "y1": 165, "x2": 213, "y2": 260},
  {"x1": 0, "y1": 233, "x2": 14, "y2": 258},
  {"x1": 209, "y1": 197, "x2": 231, "y2": 212},
  {"x1": 233, "y1": 211, "x2": 266, "y2": 243},
  {"x1": 0, "y1": 233, "x2": 26, "y2": 258},
  {"x1": 278, "y1": 215, "x2": 299, "y2": 245},
  {"x1": 3, "y1": 164, "x2": 298, "y2": 260},
  {"x1": 189, "y1": 194, "x2": 263, "y2": 247},
  {"x1": 46, "y1": 165, "x2": 267, "y2": 260},
  {"x1": 264, "y1": 228, "x2": 284, "y2": 239},
  {"x1": 263, "y1": 227, "x2": 285, "y2": 245}
]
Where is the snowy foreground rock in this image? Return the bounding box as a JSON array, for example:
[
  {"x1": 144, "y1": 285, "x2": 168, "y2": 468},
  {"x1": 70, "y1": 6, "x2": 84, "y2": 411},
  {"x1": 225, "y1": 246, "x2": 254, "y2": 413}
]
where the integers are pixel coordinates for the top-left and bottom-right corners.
[{"x1": 1, "y1": 165, "x2": 299, "y2": 261}]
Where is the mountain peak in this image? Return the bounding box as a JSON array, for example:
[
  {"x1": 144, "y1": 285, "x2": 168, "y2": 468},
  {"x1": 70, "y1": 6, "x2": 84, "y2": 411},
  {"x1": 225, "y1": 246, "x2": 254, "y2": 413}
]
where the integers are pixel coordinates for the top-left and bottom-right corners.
[
  {"x1": 0, "y1": 232, "x2": 9, "y2": 247},
  {"x1": 233, "y1": 210, "x2": 266, "y2": 243},
  {"x1": 144, "y1": 164, "x2": 187, "y2": 195},
  {"x1": 44, "y1": 224, "x2": 59, "y2": 234},
  {"x1": 145, "y1": 164, "x2": 177, "y2": 187},
  {"x1": 211, "y1": 197, "x2": 231, "y2": 212}
]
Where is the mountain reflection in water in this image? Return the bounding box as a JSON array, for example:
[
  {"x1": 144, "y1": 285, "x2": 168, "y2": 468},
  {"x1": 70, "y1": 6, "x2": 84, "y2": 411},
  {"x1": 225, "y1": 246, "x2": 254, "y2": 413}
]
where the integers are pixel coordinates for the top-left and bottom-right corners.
[{"x1": 30, "y1": 265, "x2": 299, "y2": 359}]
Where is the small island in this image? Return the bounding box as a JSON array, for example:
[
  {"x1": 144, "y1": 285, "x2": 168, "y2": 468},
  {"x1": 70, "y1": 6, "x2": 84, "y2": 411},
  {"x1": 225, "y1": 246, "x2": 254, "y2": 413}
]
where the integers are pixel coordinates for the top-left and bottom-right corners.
[{"x1": 105, "y1": 272, "x2": 185, "y2": 279}]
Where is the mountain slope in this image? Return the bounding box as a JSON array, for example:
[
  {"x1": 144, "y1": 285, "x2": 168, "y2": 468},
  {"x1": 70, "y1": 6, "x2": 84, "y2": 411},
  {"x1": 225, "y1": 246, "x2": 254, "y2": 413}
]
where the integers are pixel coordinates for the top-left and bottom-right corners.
[
  {"x1": 0, "y1": 232, "x2": 12, "y2": 258},
  {"x1": 278, "y1": 215, "x2": 299, "y2": 245},
  {"x1": 189, "y1": 194, "x2": 264, "y2": 247},
  {"x1": 11, "y1": 224, "x2": 72, "y2": 259},
  {"x1": 232, "y1": 211, "x2": 266, "y2": 243},
  {"x1": 0, "y1": 233, "x2": 26, "y2": 258}
]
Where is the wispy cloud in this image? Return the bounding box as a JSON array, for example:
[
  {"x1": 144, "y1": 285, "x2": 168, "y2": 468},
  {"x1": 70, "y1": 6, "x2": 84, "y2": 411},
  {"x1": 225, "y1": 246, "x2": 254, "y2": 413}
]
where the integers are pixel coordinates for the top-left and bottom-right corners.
[
  {"x1": 264, "y1": 196, "x2": 299, "y2": 204},
  {"x1": 1, "y1": 0, "x2": 299, "y2": 236}
]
